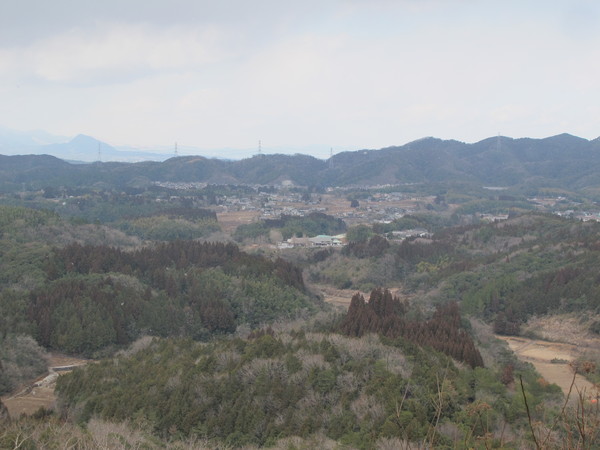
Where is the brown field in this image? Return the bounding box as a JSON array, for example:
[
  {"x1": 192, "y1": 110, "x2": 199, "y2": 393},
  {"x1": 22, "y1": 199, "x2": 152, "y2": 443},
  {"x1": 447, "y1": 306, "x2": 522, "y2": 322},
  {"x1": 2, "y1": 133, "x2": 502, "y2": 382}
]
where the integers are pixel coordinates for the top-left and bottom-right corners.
[
  {"x1": 316, "y1": 284, "x2": 403, "y2": 308},
  {"x1": 2, "y1": 353, "x2": 90, "y2": 419},
  {"x1": 216, "y1": 210, "x2": 261, "y2": 233},
  {"x1": 497, "y1": 336, "x2": 599, "y2": 400},
  {"x1": 317, "y1": 285, "x2": 367, "y2": 308},
  {"x1": 521, "y1": 313, "x2": 600, "y2": 348},
  {"x1": 2, "y1": 386, "x2": 56, "y2": 418},
  {"x1": 317, "y1": 194, "x2": 437, "y2": 226}
]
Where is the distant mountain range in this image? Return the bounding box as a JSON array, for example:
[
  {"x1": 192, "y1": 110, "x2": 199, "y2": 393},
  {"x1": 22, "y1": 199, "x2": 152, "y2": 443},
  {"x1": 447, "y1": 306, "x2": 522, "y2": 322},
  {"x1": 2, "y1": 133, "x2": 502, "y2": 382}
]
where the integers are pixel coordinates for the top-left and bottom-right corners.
[
  {"x1": 0, "y1": 127, "x2": 291, "y2": 162},
  {"x1": 0, "y1": 126, "x2": 69, "y2": 148},
  {"x1": 2, "y1": 133, "x2": 600, "y2": 191},
  {"x1": 0, "y1": 128, "x2": 174, "y2": 163}
]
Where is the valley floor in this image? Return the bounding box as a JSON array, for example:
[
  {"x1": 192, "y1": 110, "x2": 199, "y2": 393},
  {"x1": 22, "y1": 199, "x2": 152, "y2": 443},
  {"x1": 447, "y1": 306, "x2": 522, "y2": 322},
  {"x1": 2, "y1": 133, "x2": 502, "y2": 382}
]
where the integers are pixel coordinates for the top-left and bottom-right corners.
[
  {"x1": 2, "y1": 354, "x2": 89, "y2": 418},
  {"x1": 498, "y1": 336, "x2": 598, "y2": 402},
  {"x1": 319, "y1": 283, "x2": 600, "y2": 403},
  {"x1": 316, "y1": 284, "x2": 403, "y2": 308}
]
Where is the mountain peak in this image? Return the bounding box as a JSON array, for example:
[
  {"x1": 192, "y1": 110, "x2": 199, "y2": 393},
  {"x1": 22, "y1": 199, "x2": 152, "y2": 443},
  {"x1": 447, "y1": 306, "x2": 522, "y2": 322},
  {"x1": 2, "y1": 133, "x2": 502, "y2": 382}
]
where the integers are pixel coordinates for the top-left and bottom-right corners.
[
  {"x1": 543, "y1": 133, "x2": 588, "y2": 143},
  {"x1": 71, "y1": 134, "x2": 99, "y2": 144}
]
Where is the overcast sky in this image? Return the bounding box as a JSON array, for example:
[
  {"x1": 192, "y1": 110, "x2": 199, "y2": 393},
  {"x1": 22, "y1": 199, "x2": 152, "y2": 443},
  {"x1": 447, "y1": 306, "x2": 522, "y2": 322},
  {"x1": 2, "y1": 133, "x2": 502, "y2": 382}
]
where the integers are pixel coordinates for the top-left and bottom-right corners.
[{"x1": 1, "y1": 0, "x2": 599, "y2": 158}]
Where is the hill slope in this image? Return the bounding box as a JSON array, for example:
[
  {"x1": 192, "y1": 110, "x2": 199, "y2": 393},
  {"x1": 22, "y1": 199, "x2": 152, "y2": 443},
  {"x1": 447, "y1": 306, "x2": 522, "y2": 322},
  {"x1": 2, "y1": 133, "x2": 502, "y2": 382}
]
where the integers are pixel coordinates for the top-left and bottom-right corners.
[{"x1": 2, "y1": 133, "x2": 600, "y2": 190}]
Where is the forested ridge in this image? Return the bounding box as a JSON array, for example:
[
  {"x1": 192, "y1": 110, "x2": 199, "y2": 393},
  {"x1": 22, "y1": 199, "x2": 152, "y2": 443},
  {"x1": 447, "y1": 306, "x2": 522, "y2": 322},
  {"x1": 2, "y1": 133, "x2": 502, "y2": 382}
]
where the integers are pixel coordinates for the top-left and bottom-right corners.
[
  {"x1": 49, "y1": 240, "x2": 304, "y2": 291},
  {"x1": 4, "y1": 133, "x2": 600, "y2": 190},
  {"x1": 54, "y1": 328, "x2": 561, "y2": 448},
  {"x1": 310, "y1": 213, "x2": 600, "y2": 336},
  {"x1": 21, "y1": 240, "x2": 313, "y2": 355},
  {"x1": 0, "y1": 206, "x2": 317, "y2": 360},
  {"x1": 3, "y1": 204, "x2": 600, "y2": 448}
]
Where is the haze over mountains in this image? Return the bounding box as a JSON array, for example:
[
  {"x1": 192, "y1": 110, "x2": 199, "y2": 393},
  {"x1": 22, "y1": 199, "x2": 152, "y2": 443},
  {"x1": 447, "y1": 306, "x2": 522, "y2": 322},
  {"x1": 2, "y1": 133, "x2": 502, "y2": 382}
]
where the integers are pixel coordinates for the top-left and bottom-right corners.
[
  {"x1": 0, "y1": 127, "x2": 174, "y2": 162},
  {"x1": 2, "y1": 131, "x2": 600, "y2": 191},
  {"x1": 0, "y1": 127, "x2": 319, "y2": 162}
]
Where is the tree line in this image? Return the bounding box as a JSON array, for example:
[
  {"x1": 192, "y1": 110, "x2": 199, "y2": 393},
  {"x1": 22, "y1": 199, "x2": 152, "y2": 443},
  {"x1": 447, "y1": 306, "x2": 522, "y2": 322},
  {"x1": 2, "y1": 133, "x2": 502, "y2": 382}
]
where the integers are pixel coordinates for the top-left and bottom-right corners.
[
  {"x1": 7, "y1": 240, "x2": 315, "y2": 355},
  {"x1": 339, "y1": 289, "x2": 484, "y2": 368}
]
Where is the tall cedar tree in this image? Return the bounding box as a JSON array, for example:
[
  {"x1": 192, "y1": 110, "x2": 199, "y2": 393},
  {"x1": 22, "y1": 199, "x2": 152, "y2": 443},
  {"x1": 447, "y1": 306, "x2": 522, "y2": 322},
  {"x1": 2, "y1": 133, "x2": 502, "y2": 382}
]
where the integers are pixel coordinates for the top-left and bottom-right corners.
[{"x1": 340, "y1": 288, "x2": 483, "y2": 368}]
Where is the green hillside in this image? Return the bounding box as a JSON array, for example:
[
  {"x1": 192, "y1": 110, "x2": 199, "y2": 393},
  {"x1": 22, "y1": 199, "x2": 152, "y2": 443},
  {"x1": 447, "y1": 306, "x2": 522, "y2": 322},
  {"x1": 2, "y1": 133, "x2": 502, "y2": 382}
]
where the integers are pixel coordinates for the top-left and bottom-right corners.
[
  {"x1": 2, "y1": 206, "x2": 600, "y2": 449},
  {"x1": 4, "y1": 134, "x2": 600, "y2": 191}
]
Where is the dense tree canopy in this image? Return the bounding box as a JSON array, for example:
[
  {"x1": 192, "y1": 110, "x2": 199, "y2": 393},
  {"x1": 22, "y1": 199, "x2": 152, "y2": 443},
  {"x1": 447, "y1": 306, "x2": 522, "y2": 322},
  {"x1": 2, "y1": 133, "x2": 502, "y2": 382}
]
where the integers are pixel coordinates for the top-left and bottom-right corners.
[{"x1": 340, "y1": 289, "x2": 483, "y2": 368}]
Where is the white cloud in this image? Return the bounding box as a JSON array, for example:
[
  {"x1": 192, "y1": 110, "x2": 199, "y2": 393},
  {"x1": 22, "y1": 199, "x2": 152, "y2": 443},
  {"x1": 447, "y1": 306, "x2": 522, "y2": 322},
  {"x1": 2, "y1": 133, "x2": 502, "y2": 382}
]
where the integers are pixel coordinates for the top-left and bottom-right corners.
[
  {"x1": 2, "y1": 1, "x2": 600, "y2": 153},
  {"x1": 0, "y1": 23, "x2": 226, "y2": 84}
]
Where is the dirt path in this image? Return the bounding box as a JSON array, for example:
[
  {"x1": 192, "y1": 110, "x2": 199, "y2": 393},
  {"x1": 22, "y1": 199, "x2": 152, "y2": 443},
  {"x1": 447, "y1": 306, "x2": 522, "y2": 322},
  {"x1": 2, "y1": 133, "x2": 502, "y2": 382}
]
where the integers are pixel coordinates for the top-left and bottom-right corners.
[
  {"x1": 1, "y1": 354, "x2": 89, "y2": 418},
  {"x1": 498, "y1": 336, "x2": 598, "y2": 401}
]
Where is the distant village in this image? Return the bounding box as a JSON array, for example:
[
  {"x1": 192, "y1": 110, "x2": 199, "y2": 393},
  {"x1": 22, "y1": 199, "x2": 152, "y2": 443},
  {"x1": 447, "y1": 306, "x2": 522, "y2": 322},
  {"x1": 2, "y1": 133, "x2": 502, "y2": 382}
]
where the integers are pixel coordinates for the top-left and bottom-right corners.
[
  {"x1": 148, "y1": 182, "x2": 600, "y2": 248},
  {"x1": 153, "y1": 181, "x2": 422, "y2": 226},
  {"x1": 21, "y1": 181, "x2": 600, "y2": 249}
]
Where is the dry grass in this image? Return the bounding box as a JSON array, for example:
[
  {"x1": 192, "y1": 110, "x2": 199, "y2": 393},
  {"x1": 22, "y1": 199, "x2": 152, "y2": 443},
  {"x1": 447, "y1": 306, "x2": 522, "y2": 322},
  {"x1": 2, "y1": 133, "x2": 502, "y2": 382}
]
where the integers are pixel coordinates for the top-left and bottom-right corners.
[
  {"x1": 498, "y1": 335, "x2": 597, "y2": 400},
  {"x1": 0, "y1": 417, "x2": 231, "y2": 449},
  {"x1": 2, "y1": 352, "x2": 91, "y2": 419},
  {"x1": 521, "y1": 313, "x2": 600, "y2": 347},
  {"x1": 312, "y1": 283, "x2": 371, "y2": 308},
  {"x1": 2, "y1": 386, "x2": 56, "y2": 418},
  {"x1": 216, "y1": 210, "x2": 261, "y2": 233}
]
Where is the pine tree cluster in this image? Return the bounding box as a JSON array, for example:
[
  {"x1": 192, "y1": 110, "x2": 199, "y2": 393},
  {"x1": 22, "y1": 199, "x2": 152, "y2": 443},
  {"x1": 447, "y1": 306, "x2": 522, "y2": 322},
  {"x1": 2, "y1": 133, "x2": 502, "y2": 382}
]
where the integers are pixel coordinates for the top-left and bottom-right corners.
[{"x1": 340, "y1": 289, "x2": 483, "y2": 368}]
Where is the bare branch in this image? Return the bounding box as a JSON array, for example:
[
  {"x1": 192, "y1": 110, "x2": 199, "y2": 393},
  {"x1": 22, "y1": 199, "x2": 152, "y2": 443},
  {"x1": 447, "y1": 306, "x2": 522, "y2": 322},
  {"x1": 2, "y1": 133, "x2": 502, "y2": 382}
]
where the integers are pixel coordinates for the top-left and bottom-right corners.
[{"x1": 519, "y1": 375, "x2": 541, "y2": 450}]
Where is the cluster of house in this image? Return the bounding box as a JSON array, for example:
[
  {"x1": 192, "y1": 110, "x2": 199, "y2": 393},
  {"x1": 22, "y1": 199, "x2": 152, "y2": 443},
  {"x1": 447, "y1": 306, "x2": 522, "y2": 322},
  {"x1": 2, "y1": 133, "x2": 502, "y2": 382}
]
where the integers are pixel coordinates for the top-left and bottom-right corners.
[
  {"x1": 152, "y1": 181, "x2": 208, "y2": 190},
  {"x1": 554, "y1": 210, "x2": 600, "y2": 222},
  {"x1": 478, "y1": 213, "x2": 510, "y2": 222},
  {"x1": 277, "y1": 234, "x2": 345, "y2": 249},
  {"x1": 276, "y1": 228, "x2": 434, "y2": 249},
  {"x1": 388, "y1": 229, "x2": 432, "y2": 240},
  {"x1": 260, "y1": 206, "x2": 327, "y2": 219}
]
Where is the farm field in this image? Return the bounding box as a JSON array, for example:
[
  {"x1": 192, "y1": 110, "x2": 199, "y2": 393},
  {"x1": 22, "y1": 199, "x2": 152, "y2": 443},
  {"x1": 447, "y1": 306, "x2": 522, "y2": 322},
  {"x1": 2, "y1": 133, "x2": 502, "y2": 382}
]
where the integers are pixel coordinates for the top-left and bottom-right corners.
[
  {"x1": 216, "y1": 210, "x2": 261, "y2": 233},
  {"x1": 498, "y1": 336, "x2": 598, "y2": 401},
  {"x1": 2, "y1": 354, "x2": 89, "y2": 418},
  {"x1": 317, "y1": 284, "x2": 404, "y2": 308}
]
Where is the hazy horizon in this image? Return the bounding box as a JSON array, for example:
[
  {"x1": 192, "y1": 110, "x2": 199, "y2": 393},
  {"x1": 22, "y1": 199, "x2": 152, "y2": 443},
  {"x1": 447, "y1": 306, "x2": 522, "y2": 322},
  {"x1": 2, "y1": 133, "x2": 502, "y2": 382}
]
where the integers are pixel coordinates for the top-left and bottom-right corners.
[
  {"x1": 2, "y1": 126, "x2": 598, "y2": 163},
  {"x1": 1, "y1": 1, "x2": 599, "y2": 160}
]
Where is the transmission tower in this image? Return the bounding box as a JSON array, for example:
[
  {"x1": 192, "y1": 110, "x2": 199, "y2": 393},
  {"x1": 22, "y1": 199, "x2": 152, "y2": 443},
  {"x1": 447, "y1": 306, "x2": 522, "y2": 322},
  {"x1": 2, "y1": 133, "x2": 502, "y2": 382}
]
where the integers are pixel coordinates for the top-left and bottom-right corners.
[
  {"x1": 174, "y1": 142, "x2": 179, "y2": 157},
  {"x1": 258, "y1": 140, "x2": 262, "y2": 156},
  {"x1": 97, "y1": 142, "x2": 102, "y2": 162},
  {"x1": 329, "y1": 147, "x2": 334, "y2": 169}
]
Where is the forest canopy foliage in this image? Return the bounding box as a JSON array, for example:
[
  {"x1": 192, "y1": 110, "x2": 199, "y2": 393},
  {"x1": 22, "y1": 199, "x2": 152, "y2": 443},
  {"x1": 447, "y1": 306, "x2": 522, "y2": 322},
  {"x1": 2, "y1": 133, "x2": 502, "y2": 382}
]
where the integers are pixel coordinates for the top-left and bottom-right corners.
[
  {"x1": 339, "y1": 289, "x2": 483, "y2": 368},
  {"x1": 310, "y1": 213, "x2": 600, "y2": 334},
  {"x1": 0, "y1": 334, "x2": 47, "y2": 395},
  {"x1": 3, "y1": 202, "x2": 600, "y2": 448},
  {"x1": 55, "y1": 327, "x2": 560, "y2": 449},
  {"x1": 26, "y1": 241, "x2": 315, "y2": 355},
  {"x1": 0, "y1": 208, "x2": 319, "y2": 357}
]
